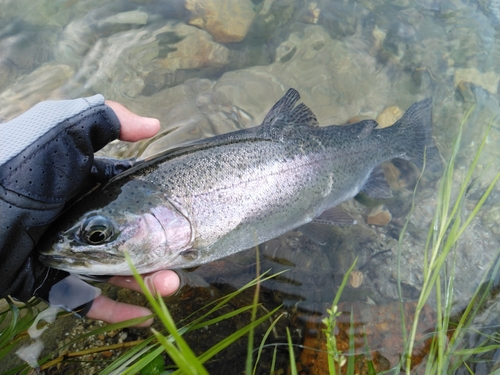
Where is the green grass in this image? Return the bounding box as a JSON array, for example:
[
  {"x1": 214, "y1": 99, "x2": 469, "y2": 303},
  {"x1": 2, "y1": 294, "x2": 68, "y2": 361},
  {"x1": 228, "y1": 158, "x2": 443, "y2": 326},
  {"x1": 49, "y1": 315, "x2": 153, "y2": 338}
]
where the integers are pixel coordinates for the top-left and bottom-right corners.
[
  {"x1": 396, "y1": 106, "x2": 500, "y2": 374},
  {"x1": 96, "y1": 252, "x2": 283, "y2": 375},
  {"x1": 0, "y1": 300, "x2": 41, "y2": 372},
  {"x1": 321, "y1": 258, "x2": 357, "y2": 374},
  {"x1": 0, "y1": 263, "x2": 283, "y2": 374}
]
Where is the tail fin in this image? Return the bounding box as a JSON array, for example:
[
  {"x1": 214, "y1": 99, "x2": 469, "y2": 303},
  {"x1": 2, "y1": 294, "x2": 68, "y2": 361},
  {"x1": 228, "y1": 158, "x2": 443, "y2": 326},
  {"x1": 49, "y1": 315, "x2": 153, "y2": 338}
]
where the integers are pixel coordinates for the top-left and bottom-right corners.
[{"x1": 391, "y1": 98, "x2": 438, "y2": 170}]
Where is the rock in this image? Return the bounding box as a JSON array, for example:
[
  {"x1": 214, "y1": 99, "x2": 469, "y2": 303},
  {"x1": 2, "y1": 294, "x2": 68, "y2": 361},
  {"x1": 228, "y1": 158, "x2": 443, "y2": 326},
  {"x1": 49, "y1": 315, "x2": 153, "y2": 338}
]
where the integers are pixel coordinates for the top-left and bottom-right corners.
[
  {"x1": 299, "y1": 2, "x2": 321, "y2": 24},
  {"x1": 185, "y1": 0, "x2": 255, "y2": 43},
  {"x1": 98, "y1": 78, "x2": 252, "y2": 160},
  {"x1": 155, "y1": 23, "x2": 230, "y2": 71},
  {"x1": 0, "y1": 64, "x2": 74, "y2": 121},
  {"x1": 244, "y1": 0, "x2": 295, "y2": 42},
  {"x1": 55, "y1": 8, "x2": 150, "y2": 66},
  {"x1": 64, "y1": 22, "x2": 229, "y2": 99},
  {"x1": 215, "y1": 25, "x2": 393, "y2": 124},
  {"x1": 454, "y1": 68, "x2": 500, "y2": 95},
  {"x1": 97, "y1": 10, "x2": 148, "y2": 28},
  {"x1": 349, "y1": 270, "x2": 364, "y2": 288},
  {"x1": 367, "y1": 206, "x2": 392, "y2": 226},
  {"x1": 382, "y1": 161, "x2": 418, "y2": 190},
  {"x1": 376, "y1": 105, "x2": 403, "y2": 128}
]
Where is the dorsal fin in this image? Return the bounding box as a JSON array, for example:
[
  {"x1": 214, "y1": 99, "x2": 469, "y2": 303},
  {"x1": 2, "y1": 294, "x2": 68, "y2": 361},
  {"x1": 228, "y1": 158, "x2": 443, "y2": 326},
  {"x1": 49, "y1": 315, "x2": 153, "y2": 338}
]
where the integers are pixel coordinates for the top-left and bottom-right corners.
[
  {"x1": 262, "y1": 88, "x2": 301, "y2": 126},
  {"x1": 262, "y1": 88, "x2": 319, "y2": 127},
  {"x1": 285, "y1": 103, "x2": 319, "y2": 126}
]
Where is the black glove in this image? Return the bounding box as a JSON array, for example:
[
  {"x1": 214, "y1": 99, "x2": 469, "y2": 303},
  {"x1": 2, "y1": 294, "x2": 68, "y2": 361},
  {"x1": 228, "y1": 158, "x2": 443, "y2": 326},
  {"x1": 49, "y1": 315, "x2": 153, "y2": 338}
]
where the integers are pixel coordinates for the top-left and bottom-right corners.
[{"x1": 0, "y1": 95, "x2": 131, "y2": 315}]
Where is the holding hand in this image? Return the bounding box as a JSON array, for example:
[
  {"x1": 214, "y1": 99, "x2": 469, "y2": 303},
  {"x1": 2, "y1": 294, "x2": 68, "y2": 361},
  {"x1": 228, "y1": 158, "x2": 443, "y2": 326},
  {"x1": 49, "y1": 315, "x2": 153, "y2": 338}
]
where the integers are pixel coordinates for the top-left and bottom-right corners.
[{"x1": 0, "y1": 96, "x2": 180, "y2": 327}]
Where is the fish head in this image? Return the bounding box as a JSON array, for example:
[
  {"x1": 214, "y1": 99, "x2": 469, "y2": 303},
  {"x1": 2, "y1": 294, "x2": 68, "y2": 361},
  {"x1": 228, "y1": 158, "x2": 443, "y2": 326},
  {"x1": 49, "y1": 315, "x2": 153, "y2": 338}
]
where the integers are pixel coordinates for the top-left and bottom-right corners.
[{"x1": 38, "y1": 178, "x2": 193, "y2": 275}]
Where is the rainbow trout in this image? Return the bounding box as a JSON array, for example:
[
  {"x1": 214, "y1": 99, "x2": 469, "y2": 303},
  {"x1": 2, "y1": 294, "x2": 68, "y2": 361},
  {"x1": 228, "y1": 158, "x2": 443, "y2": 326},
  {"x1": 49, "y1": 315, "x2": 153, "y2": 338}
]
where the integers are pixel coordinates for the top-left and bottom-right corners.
[{"x1": 39, "y1": 89, "x2": 434, "y2": 275}]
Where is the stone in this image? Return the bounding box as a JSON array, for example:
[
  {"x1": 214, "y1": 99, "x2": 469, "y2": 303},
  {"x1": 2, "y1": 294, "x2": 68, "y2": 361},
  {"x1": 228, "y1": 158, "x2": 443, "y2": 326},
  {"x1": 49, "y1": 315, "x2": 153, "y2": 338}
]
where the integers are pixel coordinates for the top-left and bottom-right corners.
[
  {"x1": 367, "y1": 206, "x2": 392, "y2": 226},
  {"x1": 64, "y1": 22, "x2": 229, "y2": 99},
  {"x1": 185, "y1": 0, "x2": 255, "y2": 43},
  {"x1": 215, "y1": 25, "x2": 393, "y2": 125},
  {"x1": 155, "y1": 23, "x2": 230, "y2": 71},
  {"x1": 300, "y1": 2, "x2": 321, "y2": 24},
  {"x1": 349, "y1": 270, "x2": 364, "y2": 288},
  {"x1": 454, "y1": 68, "x2": 500, "y2": 94},
  {"x1": 0, "y1": 64, "x2": 74, "y2": 121},
  {"x1": 376, "y1": 105, "x2": 403, "y2": 128},
  {"x1": 296, "y1": 302, "x2": 435, "y2": 372}
]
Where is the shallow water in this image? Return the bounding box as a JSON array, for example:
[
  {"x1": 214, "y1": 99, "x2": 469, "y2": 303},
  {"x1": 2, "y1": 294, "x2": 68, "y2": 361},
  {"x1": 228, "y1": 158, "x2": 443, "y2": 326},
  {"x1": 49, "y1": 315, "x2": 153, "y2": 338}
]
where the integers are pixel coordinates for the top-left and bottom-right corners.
[{"x1": 2, "y1": 0, "x2": 500, "y2": 373}]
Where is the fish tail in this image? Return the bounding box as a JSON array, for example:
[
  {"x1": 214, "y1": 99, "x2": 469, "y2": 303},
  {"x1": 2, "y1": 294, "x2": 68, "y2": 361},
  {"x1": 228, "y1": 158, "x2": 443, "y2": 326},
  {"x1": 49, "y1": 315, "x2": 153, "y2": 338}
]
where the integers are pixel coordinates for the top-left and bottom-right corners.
[{"x1": 390, "y1": 98, "x2": 438, "y2": 170}]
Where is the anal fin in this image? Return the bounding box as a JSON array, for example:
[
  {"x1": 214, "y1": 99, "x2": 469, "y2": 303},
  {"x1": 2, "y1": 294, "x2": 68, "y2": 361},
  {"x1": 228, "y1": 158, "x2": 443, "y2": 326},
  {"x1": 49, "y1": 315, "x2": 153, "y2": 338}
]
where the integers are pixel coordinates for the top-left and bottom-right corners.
[
  {"x1": 361, "y1": 165, "x2": 393, "y2": 199},
  {"x1": 297, "y1": 206, "x2": 357, "y2": 245},
  {"x1": 312, "y1": 206, "x2": 357, "y2": 225}
]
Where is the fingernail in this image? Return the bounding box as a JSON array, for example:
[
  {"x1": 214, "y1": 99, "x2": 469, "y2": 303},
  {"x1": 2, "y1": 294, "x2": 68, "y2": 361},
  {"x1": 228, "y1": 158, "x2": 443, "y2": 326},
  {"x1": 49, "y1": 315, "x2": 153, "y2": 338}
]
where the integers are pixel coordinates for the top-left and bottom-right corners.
[{"x1": 144, "y1": 275, "x2": 157, "y2": 295}]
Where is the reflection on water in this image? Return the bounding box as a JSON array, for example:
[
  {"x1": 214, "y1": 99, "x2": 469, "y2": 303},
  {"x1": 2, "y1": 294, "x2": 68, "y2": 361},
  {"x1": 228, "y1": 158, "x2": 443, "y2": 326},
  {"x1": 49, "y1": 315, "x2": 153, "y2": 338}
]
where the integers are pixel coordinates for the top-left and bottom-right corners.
[{"x1": 2, "y1": 0, "x2": 500, "y2": 373}]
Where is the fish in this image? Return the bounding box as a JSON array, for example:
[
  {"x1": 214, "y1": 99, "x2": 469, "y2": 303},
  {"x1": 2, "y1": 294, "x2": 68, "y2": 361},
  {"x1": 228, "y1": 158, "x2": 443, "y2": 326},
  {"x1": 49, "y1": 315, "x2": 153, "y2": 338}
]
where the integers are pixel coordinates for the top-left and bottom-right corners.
[{"x1": 38, "y1": 89, "x2": 434, "y2": 276}]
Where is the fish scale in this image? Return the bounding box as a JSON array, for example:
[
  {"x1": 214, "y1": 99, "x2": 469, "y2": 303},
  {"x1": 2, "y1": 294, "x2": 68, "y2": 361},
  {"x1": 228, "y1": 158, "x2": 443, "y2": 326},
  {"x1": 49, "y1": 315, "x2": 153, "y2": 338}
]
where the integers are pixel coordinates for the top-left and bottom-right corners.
[{"x1": 39, "y1": 89, "x2": 434, "y2": 275}]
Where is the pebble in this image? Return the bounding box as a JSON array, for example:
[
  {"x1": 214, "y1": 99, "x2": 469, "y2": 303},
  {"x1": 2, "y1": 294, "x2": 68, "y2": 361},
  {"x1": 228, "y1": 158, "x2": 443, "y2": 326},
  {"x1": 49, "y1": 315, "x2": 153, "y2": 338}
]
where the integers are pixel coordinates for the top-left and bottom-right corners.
[
  {"x1": 349, "y1": 270, "x2": 364, "y2": 288},
  {"x1": 107, "y1": 330, "x2": 118, "y2": 338},
  {"x1": 367, "y1": 206, "x2": 392, "y2": 226},
  {"x1": 118, "y1": 332, "x2": 128, "y2": 342},
  {"x1": 376, "y1": 105, "x2": 403, "y2": 128}
]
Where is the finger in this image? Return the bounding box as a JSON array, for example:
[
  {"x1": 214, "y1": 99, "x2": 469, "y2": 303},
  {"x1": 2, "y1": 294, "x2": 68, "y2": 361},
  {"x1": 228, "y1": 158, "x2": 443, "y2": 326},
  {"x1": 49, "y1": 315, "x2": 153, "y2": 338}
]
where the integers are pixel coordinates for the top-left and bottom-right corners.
[
  {"x1": 108, "y1": 270, "x2": 180, "y2": 297},
  {"x1": 86, "y1": 295, "x2": 154, "y2": 327},
  {"x1": 105, "y1": 100, "x2": 160, "y2": 142}
]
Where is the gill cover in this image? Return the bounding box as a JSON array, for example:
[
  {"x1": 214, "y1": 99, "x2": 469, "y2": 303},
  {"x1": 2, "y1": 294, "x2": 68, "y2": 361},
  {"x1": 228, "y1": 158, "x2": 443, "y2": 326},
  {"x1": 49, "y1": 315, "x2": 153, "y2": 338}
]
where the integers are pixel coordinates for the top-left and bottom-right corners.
[{"x1": 39, "y1": 178, "x2": 193, "y2": 275}]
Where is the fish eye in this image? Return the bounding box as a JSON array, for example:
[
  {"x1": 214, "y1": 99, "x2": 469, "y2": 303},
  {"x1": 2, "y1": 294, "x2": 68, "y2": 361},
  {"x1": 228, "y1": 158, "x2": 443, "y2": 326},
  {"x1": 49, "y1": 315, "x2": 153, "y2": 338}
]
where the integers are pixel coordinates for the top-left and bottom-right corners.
[{"x1": 80, "y1": 215, "x2": 115, "y2": 245}]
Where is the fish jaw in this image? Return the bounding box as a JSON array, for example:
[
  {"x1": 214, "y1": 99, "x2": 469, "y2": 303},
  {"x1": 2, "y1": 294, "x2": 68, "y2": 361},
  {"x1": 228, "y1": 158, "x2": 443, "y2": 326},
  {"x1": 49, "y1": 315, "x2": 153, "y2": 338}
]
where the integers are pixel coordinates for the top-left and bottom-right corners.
[{"x1": 39, "y1": 195, "x2": 194, "y2": 275}]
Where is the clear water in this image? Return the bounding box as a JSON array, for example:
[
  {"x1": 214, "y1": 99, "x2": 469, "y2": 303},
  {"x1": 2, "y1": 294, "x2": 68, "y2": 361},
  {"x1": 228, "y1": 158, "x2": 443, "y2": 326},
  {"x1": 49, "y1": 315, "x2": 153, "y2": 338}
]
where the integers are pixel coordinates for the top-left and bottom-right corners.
[{"x1": 2, "y1": 0, "x2": 500, "y2": 373}]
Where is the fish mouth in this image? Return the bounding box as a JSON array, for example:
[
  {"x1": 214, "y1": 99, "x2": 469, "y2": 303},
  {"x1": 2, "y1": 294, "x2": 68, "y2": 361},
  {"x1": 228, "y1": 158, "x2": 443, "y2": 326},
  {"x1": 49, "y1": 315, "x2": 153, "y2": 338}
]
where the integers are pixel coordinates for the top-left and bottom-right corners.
[
  {"x1": 39, "y1": 251, "x2": 123, "y2": 268},
  {"x1": 39, "y1": 253, "x2": 90, "y2": 270}
]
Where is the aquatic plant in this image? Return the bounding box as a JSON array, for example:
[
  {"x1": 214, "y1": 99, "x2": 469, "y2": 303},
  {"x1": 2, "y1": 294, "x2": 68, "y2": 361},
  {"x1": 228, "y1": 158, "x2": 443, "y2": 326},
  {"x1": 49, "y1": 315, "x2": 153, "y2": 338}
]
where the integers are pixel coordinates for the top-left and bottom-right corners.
[
  {"x1": 321, "y1": 259, "x2": 356, "y2": 374},
  {"x1": 398, "y1": 106, "x2": 500, "y2": 374}
]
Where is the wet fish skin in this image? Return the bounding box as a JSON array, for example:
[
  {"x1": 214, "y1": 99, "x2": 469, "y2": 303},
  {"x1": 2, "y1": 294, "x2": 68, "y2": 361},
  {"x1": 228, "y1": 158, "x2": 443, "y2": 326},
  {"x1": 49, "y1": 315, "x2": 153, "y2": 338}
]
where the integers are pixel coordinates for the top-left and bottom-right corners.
[{"x1": 38, "y1": 89, "x2": 434, "y2": 275}]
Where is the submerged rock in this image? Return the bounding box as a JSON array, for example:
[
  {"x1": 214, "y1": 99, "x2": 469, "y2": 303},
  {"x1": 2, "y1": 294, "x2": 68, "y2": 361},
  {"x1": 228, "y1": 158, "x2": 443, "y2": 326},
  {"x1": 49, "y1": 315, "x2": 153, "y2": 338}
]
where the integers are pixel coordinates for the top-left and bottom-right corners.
[
  {"x1": 62, "y1": 21, "x2": 229, "y2": 99},
  {"x1": 376, "y1": 105, "x2": 403, "y2": 128},
  {"x1": 0, "y1": 64, "x2": 74, "y2": 121},
  {"x1": 215, "y1": 25, "x2": 393, "y2": 124},
  {"x1": 454, "y1": 68, "x2": 500, "y2": 95},
  {"x1": 185, "y1": 0, "x2": 255, "y2": 43},
  {"x1": 367, "y1": 206, "x2": 392, "y2": 226}
]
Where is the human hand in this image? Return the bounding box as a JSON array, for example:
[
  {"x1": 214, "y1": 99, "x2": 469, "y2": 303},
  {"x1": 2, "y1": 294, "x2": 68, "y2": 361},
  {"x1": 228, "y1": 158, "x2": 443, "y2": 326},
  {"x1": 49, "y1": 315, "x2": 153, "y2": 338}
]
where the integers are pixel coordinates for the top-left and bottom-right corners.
[
  {"x1": 0, "y1": 95, "x2": 178, "y2": 327},
  {"x1": 87, "y1": 270, "x2": 180, "y2": 327},
  {"x1": 105, "y1": 100, "x2": 160, "y2": 142}
]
